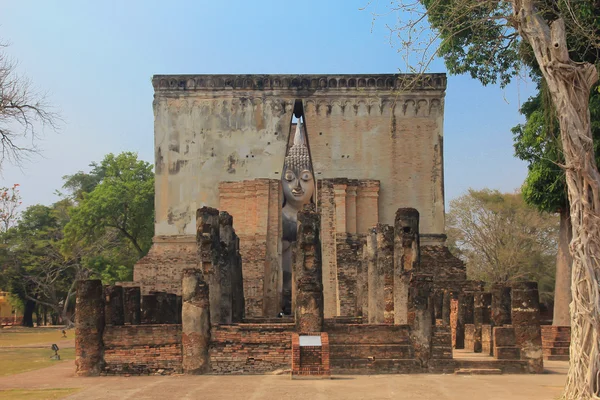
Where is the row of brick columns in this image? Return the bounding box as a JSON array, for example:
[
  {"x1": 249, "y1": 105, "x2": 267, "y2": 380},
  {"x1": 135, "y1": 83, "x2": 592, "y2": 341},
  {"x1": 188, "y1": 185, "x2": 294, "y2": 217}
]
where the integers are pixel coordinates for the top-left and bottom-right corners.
[{"x1": 452, "y1": 281, "x2": 543, "y2": 373}]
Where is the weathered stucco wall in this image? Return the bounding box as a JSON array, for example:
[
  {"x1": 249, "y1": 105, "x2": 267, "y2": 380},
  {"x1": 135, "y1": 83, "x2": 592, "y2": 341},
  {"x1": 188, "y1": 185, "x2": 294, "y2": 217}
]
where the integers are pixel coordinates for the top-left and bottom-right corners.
[{"x1": 152, "y1": 74, "x2": 446, "y2": 238}]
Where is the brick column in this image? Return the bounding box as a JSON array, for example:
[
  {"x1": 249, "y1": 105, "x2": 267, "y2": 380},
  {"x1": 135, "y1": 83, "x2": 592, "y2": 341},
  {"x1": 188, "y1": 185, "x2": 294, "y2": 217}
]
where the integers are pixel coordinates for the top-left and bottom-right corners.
[
  {"x1": 345, "y1": 183, "x2": 357, "y2": 234},
  {"x1": 442, "y1": 290, "x2": 452, "y2": 326},
  {"x1": 123, "y1": 287, "x2": 141, "y2": 325},
  {"x1": 104, "y1": 285, "x2": 124, "y2": 326},
  {"x1": 511, "y1": 282, "x2": 543, "y2": 373},
  {"x1": 141, "y1": 294, "x2": 157, "y2": 324},
  {"x1": 376, "y1": 224, "x2": 394, "y2": 323},
  {"x1": 333, "y1": 183, "x2": 347, "y2": 233},
  {"x1": 356, "y1": 180, "x2": 379, "y2": 234},
  {"x1": 455, "y1": 292, "x2": 474, "y2": 349},
  {"x1": 409, "y1": 274, "x2": 433, "y2": 367},
  {"x1": 365, "y1": 228, "x2": 378, "y2": 323},
  {"x1": 471, "y1": 293, "x2": 487, "y2": 352},
  {"x1": 75, "y1": 280, "x2": 104, "y2": 376},
  {"x1": 394, "y1": 208, "x2": 420, "y2": 325},
  {"x1": 491, "y1": 284, "x2": 512, "y2": 326},
  {"x1": 294, "y1": 204, "x2": 324, "y2": 333},
  {"x1": 197, "y1": 207, "x2": 222, "y2": 325},
  {"x1": 182, "y1": 268, "x2": 211, "y2": 374}
]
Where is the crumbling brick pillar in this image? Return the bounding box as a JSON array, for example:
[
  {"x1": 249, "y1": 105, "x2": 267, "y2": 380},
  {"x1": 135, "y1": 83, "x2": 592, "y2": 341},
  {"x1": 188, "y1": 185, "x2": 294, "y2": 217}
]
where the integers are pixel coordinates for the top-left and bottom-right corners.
[
  {"x1": 472, "y1": 292, "x2": 486, "y2": 352},
  {"x1": 197, "y1": 207, "x2": 221, "y2": 325},
  {"x1": 294, "y1": 204, "x2": 324, "y2": 333},
  {"x1": 336, "y1": 233, "x2": 362, "y2": 317},
  {"x1": 455, "y1": 292, "x2": 474, "y2": 349},
  {"x1": 511, "y1": 282, "x2": 544, "y2": 373},
  {"x1": 409, "y1": 274, "x2": 433, "y2": 367},
  {"x1": 104, "y1": 285, "x2": 124, "y2": 326},
  {"x1": 369, "y1": 224, "x2": 393, "y2": 323},
  {"x1": 442, "y1": 290, "x2": 452, "y2": 326},
  {"x1": 356, "y1": 235, "x2": 369, "y2": 319},
  {"x1": 434, "y1": 290, "x2": 444, "y2": 320},
  {"x1": 218, "y1": 212, "x2": 235, "y2": 323},
  {"x1": 394, "y1": 208, "x2": 420, "y2": 325},
  {"x1": 364, "y1": 229, "x2": 377, "y2": 322},
  {"x1": 75, "y1": 279, "x2": 105, "y2": 376},
  {"x1": 182, "y1": 268, "x2": 211, "y2": 374},
  {"x1": 232, "y1": 236, "x2": 245, "y2": 322},
  {"x1": 123, "y1": 287, "x2": 141, "y2": 325},
  {"x1": 491, "y1": 284, "x2": 512, "y2": 326}
]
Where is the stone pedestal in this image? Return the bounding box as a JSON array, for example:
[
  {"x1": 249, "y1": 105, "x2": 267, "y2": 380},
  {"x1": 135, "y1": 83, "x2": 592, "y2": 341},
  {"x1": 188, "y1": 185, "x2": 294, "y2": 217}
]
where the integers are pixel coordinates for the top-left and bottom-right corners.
[
  {"x1": 511, "y1": 282, "x2": 543, "y2": 373},
  {"x1": 294, "y1": 205, "x2": 324, "y2": 334},
  {"x1": 75, "y1": 280, "x2": 105, "y2": 376},
  {"x1": 181, "y1": 269, "x2": 211, "y2": 374},
  {"x1": 123, "y1": 287, "x2": 141, "y2": 325}
]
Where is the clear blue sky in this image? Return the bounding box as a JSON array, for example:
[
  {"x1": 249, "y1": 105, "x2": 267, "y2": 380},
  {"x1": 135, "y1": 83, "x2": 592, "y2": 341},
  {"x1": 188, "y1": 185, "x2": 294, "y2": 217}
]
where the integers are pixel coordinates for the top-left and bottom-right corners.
[{"x1": 1, "y1": 0, "x2": 535, "y2": 210}]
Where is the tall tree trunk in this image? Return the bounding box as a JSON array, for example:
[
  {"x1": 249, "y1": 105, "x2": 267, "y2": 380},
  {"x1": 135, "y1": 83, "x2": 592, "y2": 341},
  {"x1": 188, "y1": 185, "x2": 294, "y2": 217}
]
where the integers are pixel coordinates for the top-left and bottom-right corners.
[
  {"x1": 21, "y1": 299, "x2": 35, "y2": 327},
  {"x1": 515, "y1": 3, "x2": 600, "y2": 398},
  {"x1": 553, "y1": 208, "x2": 573, "y2": 326}
]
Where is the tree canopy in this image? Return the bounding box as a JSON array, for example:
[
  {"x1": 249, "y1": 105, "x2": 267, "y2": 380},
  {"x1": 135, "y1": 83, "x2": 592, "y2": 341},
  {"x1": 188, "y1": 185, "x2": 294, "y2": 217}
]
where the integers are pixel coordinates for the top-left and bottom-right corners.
[{"x1": 447, "y1": 189, "x2": 558, "y2": 301}]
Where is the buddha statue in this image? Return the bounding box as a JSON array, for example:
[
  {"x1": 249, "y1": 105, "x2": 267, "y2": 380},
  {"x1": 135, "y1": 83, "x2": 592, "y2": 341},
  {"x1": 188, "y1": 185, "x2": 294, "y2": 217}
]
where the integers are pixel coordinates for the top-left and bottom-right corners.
[{"x1": 281, "y1": 121, "x2": 315, "y2": 314}]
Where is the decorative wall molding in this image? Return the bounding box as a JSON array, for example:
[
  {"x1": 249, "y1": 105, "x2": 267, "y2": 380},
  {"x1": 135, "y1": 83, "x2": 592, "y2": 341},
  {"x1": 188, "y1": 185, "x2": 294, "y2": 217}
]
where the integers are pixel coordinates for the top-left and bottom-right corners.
[
  {"x1": 155, "y1": 97, "x2": 443, "y2": 117},
  {"x1": 153, "y1": 74, "x2": 447, "y2": 93}
]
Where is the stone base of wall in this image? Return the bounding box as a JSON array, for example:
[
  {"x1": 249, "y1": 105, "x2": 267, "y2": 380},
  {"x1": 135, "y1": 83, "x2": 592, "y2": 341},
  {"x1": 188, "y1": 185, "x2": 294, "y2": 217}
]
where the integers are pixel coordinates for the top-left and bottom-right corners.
[
  {"x1": 541, "y1": 326, "x2": 570, "y2": 361},
  {"x1": 124, "y1": 236, "x2": 197, "y2": 295},
  {"x1": 209, "y1": 323, "x2": 294, "y2": 374},
  {"x1": 103, "y1": 325, "x2": 182, "y2": 375}
]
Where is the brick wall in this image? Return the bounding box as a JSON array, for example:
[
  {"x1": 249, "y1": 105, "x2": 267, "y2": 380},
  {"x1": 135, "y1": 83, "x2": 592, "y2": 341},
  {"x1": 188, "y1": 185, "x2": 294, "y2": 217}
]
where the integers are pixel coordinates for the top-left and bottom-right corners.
[
  {"x1": 420, "y1": 245, "x2": 466, "y2": 290},
  {"x1": 103, "y1": 325, "x2": 182, "y2": 375},
  {"x1": 324, "y1": 322, "x2": 419, "y2": 373},
  {"x1": 209, "y1": 323, "x2": 294, "y2": 374},
  {"x1": 127, "y1": 236, "x2": 197, "y2": 295}
]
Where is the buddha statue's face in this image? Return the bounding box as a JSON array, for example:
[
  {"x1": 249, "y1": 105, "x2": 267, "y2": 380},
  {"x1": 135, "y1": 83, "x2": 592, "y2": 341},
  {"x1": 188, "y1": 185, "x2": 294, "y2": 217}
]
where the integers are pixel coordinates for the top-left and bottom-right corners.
[{"x1": 282, "y1": 167, "x2": 314, "y2": 209}]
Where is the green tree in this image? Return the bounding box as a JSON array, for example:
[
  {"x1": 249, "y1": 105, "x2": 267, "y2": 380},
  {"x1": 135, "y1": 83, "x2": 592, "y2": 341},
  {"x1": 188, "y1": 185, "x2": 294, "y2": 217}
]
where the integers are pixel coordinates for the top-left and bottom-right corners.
[
  {"x1": 64, "y1": 152, "x2": 154, "y2": 257},
  {"x1": 371, "y1": 0, "x2": 600, "y2": 395},
  {"x1": 512, "y1": 85, "x2": 600, "y2": 326},
  {"x1": 447, "y1": 189, "x2": 558, "y2": 302}
]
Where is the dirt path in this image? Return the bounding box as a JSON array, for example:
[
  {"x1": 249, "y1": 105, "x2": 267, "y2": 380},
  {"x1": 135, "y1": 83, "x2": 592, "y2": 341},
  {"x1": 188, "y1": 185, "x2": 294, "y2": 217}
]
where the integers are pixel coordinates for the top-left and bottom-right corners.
[{"x1": 0, "y1": 360, "x2": 568, "y2": 400}]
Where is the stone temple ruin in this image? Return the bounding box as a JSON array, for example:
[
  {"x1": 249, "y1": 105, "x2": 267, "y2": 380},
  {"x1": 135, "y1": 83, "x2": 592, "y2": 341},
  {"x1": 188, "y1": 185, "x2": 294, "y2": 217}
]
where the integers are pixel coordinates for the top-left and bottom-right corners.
[{"x1": 75, "y1": 74, "x2": 545, "y2": 377}]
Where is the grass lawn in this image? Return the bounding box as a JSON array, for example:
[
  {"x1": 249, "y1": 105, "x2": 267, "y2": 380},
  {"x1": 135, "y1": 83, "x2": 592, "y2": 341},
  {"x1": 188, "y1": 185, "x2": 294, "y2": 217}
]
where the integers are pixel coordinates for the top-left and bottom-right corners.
[
  {"x1": 0, "y1": 388, "x2": 80, "y2": 399},
  {"x1": 0, "y1": 328, "x2": 74, "y2": 347},
  {"x1": 0, "y1": 348, "x2": 75, "y2": 376}
]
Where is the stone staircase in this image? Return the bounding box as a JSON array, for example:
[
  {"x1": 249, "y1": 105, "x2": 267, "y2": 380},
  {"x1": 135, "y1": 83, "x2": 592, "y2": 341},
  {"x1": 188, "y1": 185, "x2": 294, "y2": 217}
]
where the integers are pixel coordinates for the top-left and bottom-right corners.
[{"x1": 541, "y1": 326, "x2": 570, "y2": 361}]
